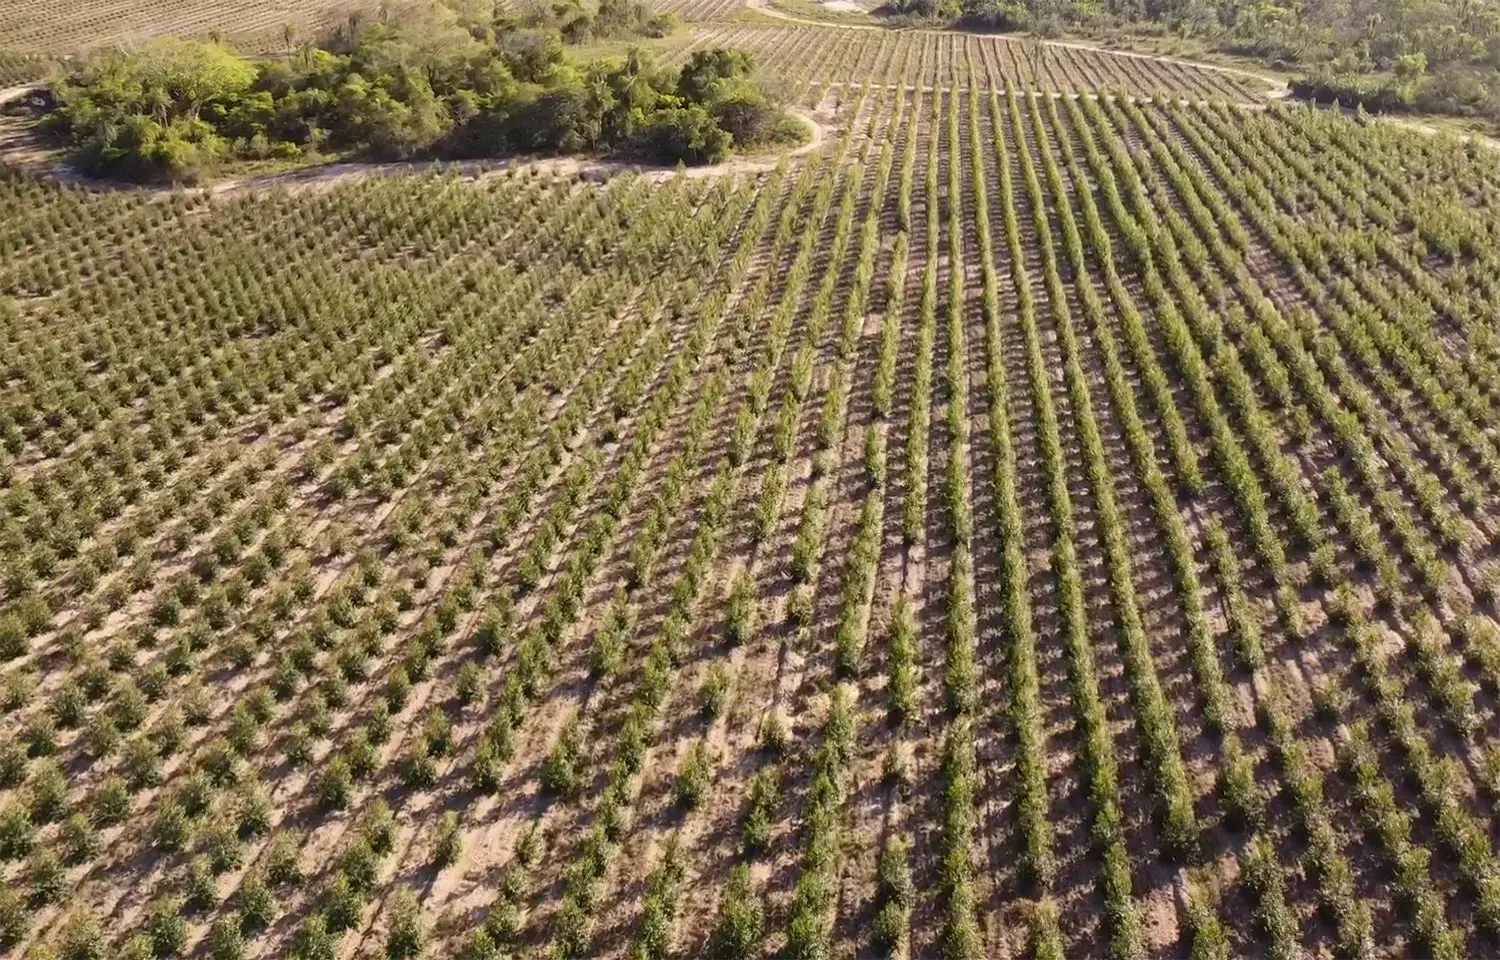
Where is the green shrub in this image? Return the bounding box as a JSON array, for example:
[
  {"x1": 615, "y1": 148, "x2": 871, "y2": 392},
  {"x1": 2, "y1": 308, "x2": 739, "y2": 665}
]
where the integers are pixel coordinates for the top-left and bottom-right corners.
[
  {"x1": 641, "y1": 107, "x2": 733, "y2": 165},
  {"x1": 675, "y1": 740, "x2": 713, "y2": 809},
  {"x1": 386, "y1": 888, "x2": 423, "y2": 959},
  {"x1": 725, "y1": 573, "x2": 756, "y2": 645},
  {"x1": 316, "y1": 756, "x2": 353, "y2": 809},
  {"x1": 147, "y1": 896, "x2": 188, "y2": 956},
  {"x1": 209, "y1": 915, "x2": 245, "y2": 960},
  {"x1": 324, "y1": 873, "x2": 363, "y2": 933},
  {"x1": 293, "y1": 914, "x2": 337, "y2": 960},
  {"x1": 434, "y1": 811, "x2": 462, "y2": 867},
  {"x1": 58, "y1": 909, "x2": 106, "y2": 960},
  {"x1": 92, "y1": 776, "x2": 131, "y2": 827},
  {"x1": 707, "y1": 864, "x2": 763, "y2": 960},
  {"x1": 403, "y1": 738, "x2": 438, "y2": 789},
  {"x1": 61, "y1": 813, "x2": 99, "y2": 863},
  {"x1": 265, "y1": 832, "x2": 303, "y2": 887},
  {"x1": 699, "y1": 664, "x2": 732, "y2": 719},
  {"x1": 0, "y1": 801, "x2": 33, "y2": 860},
  {"x1": 238, "y1": 870, "x2": 275, "y2": 931},
  {"x1": 27, "y1": 760, "x2": 66, "y2": 822},
  {"x1": 0, "y1": 887, "x2": 30, "y2": 949},
  {"x1": 541, "y1": 719, "x2": 584, "y2": 799},
  {"x1": 462, "y1": 928, "x2": 498, "y2": 960},
  {"x1": 27, "y1": 845, "x2": 65, "y2": 903}
]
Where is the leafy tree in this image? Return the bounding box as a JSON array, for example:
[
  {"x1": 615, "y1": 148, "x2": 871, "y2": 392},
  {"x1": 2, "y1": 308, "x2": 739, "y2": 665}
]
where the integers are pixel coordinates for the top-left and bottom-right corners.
[
  {"x1": 676, "y1": 49, "x2": 753, "y2": 102},
  {"x1": 43, "y1": 17, "x2": 794, "y2": 179},
  {"x1": 434, "y1": 811, "x2": 462, "y2": 867}
]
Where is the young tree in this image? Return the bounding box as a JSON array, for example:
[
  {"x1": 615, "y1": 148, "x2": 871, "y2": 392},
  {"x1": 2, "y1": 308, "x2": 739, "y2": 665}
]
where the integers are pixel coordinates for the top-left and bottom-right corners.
[
  {"x1": 387, "y1": 888, "x2": 423, "y2": 959},
  {"x1": 706, "y1": 865, "x2": 763, "y2": 960}
]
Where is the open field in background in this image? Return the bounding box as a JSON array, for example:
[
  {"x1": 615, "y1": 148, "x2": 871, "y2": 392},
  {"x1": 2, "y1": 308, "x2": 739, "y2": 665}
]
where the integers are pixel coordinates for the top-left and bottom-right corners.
[
  {"x1": 0, "y1": 0, "x2": 400, "y2": 85},
  {"x1": 661, "y1": 26, "x2": 1274, "y2": 104},
  {"x1": 654, "y1": 0, "x2": 748, "y2": 21},
  {"x1": 0, "y1": 0, "x2": 386, "y2": 55},
  {"x1": 3, "y1": 68, "x2": 1500, "y2": 959}
]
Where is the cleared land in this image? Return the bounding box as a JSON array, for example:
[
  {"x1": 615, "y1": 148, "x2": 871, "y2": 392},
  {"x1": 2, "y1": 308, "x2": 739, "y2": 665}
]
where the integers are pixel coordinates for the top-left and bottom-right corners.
[{"x1": 3, "y1": 17, "x2": 1500, "y2": 960}]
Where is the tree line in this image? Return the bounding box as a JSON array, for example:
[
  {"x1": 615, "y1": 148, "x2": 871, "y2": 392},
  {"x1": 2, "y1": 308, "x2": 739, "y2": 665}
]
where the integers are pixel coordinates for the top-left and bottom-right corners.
[
  {"x1": 875, "y1": 0, "x2": 1500, "y2": 128},
  {"x1": 41, "y1": 0, "x2": 803, "y2": 181}
]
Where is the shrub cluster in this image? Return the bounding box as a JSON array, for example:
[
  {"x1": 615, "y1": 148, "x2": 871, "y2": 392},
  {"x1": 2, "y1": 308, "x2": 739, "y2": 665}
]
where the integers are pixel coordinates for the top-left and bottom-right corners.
[{"x1": 44, "y1": 5, "x2": 799, "y2": 181}]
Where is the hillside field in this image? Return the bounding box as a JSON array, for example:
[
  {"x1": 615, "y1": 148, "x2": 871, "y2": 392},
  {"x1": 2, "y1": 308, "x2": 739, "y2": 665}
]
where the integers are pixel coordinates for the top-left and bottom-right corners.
[{"x1": 3, "y1": 10, "x2": 1500, "y2": 960}]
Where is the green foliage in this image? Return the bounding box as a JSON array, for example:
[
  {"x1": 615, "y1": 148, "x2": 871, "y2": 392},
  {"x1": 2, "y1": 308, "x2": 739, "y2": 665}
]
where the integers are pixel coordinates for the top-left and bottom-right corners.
[
  {"x1": 58, "y1": 909, "x2": 106, "y2": 960},
  {"x1": 631, "y1": 839, "x2": 683, "y2": 960},
  {"x1": 707, "y1": 865, "x2": 763, "y2": 960},
  {"x1": 0, "y1": 887, "x2": 30, "y2": 949},
  {"x1": 640, "y1": 106, "x2": 733, "y2": 165},
  {"x1": 541, "y1": 718, "x2": 585, "y2": 799},
  {"x1": 293, "y1": 914, "x2": 338, "y2": 960},
  {"x1": 725, "y1": 572, "x2": 757, "y2": 645},
  {"x1": 872, "y1": 836, "x2": 913, "y2": 957},
  {"x1": 27, "y1": 845, "x2": 66, "y2": 904},
  {"x1": 434, "y1": 811, "x2": 463, "y2": 867},
  {"x1": 741, "y1": 769, "x2": 778, "y2": 856},
  {"x1": 0, "y1": 801, "x2": 33, "y2": 861},
  {"x1": 266, "y1": 832, "x2": 304, "y2": 887},
  {"x1": 316, "y1": 755, "x2": 353, "y2": 809},
  {"x1": 61, "y1": 813, "x2": 99, "y2": 864},
  {"x1": 148, "y1": 896, "x2": 188, "y2": 956},
  {"x1": 209, "y1": 916, "x2": 246, "y2": 960},
  {"x1": 674, "y1": 739, "x2": 714, "y2": 809},
  {"x1": 48, "y1": 40, "x2": 257, "y2": 180},
  {"x1": 387, "y1": 888, "x2": 423, "y2": 959},
  {"x1": 699, "y1": 663, "x2": 732, "y2": 719},
  {"x1": 238, "y1": 871, "x2": 275, "y2": 931},
  {"x1": 27, "y1": 760, "x2": 66, "y2": 823},
  {"x1": 324, "y1": 873, "x2": 364, "y2": 933},
  {"x1": 886, "y1": 593, "x2": 918, "y2": 725},
  {"x1": 92, "y1": 776, "x2": 131, "y2": 827},
  {"x1": 46, "y1": 12, "x2": 794, "y2": 180}
]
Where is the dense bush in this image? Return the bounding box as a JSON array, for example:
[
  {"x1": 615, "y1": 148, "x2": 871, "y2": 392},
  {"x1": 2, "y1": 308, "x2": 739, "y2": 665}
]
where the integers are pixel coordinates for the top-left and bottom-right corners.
[
  {"x1": 1291, "y1": 67, "x2": 1500, "y2": 126},
  {"x1": 44, "y1": 3, "x2": 800, "y2": 181}
]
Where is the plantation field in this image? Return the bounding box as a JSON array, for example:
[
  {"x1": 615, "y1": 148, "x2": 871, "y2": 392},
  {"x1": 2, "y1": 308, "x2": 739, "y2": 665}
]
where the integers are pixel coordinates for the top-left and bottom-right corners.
[
  {"x1": 4, "y1": 30, "x2": 1500, "y2": 960},
  {"x1": 664, "y1": 26, "x2": 1273, "y2": 103},
  {"x1": 0, "y1": 0, "x2": 404, "y2": 56}
]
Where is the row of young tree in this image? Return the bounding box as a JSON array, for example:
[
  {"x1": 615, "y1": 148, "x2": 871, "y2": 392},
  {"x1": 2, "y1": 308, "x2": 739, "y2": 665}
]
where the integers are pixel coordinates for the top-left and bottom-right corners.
[
  {"x1": 875, "y1": 0, "x2": 1499, "y2": 129},
  {"x1": 1094, "y1": 89, "x2": 1500, "y2": 955},
  {"x1": 42, "y1": 0, "x2": 802, "y2": 181},
  {"x1": 0, "y1": 165, "x2": 766, "y2": 956}
]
